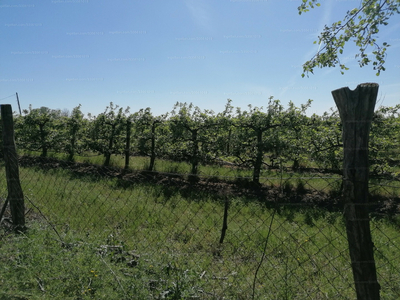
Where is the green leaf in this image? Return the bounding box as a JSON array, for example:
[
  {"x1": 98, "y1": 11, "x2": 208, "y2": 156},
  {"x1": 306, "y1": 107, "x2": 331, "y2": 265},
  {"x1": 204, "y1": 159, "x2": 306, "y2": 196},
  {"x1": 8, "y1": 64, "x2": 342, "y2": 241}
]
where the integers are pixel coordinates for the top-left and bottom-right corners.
[{"x1": 299, "y1": 0, "x2": 399, "y2": 77}]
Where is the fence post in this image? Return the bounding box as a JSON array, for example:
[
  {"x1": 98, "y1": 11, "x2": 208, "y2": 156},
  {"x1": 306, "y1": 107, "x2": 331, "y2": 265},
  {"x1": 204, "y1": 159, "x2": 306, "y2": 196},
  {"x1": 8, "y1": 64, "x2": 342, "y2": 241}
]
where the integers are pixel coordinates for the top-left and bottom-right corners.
[
  {"x1": 332, "y1": 83, "x2": 380, "y2": 300},
  {"x1": 1, "y1": 104, "x2": 25, "y2": 231}
]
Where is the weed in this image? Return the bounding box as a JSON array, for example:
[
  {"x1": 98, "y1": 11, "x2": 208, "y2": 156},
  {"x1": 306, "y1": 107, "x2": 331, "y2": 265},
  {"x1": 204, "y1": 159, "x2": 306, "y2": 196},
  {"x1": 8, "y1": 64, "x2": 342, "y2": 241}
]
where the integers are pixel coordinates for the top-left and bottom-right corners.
[{"x1": 0, "y1": 158, "x2": 399, "y2": 298}]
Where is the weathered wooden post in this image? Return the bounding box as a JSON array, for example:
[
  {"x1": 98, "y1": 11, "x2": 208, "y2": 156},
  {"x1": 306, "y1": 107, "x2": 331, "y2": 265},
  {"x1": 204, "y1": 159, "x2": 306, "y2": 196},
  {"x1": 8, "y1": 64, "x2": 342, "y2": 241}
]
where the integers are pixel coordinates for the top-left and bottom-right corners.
[
  {"x1": 332, "y1": 83, "x2": 380, "y2": 300},
  {"x1": 1, "y1": 104, "x2": 25, "y2": 231}
]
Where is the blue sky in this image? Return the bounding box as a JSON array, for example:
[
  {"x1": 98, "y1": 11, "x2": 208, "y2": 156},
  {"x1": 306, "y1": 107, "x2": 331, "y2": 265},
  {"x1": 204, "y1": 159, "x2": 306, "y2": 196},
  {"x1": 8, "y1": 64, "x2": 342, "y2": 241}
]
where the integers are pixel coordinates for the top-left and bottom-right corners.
[{"x1": 1, "y1": 0, "x2": 399, "y2": 117}]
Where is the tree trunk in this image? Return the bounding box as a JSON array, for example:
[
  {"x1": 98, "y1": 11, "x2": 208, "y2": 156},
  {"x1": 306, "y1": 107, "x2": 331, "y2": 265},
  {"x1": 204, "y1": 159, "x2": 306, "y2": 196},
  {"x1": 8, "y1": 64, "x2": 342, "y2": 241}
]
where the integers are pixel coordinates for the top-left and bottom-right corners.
[
  {"x1": 149, "y1": 121, "x2": 156, "y2": 171},
  {"x1": 190, "y1": 129, "x2": 199, "y2": 176},
  {"x1": 226, "y1": 128, "x2": 232, "y2": 155},
  {"x1": 124, "y1": 120, "x2": 131, "y2": 169},
  {"x1": 188, "y1": 129, "x2": 200, "y2": 183},
  {"x1": 1, "y1": 104, "x2": 25, "y2": 231},
  {"x1": 332, "y1": 83, "x2": 380, "y2": 300},
  {"x1": 39, "y1": 123, "x2": 47, "y2": 157},
  {"x1": 253, "y1": 130, "x2": 263, "y2": 184},
  {"x1": 68, "y1": 127, "x2": 76, "y2": 161},
  {"x1": 104, "y1": 124, "x2": 116, "y2": 166}
]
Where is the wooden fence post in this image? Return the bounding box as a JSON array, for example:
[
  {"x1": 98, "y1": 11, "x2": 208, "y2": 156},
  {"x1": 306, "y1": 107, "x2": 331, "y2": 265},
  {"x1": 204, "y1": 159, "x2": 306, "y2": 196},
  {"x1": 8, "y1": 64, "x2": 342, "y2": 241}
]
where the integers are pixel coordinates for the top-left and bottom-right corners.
[
  {"x1": 332, "y1": 83, "x2": 380, "y2": 300},
  {"x1": 1, "y1": 104, "x2": 25, "y2": 231}
]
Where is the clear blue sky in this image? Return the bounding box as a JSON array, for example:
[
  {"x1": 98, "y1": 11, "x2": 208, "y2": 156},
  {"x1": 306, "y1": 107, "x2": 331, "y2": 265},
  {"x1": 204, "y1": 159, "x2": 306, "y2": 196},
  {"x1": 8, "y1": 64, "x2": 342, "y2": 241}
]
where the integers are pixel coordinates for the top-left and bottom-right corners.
[{"x1": 1, "y1": 0, "x2": 399, "y2": 117}]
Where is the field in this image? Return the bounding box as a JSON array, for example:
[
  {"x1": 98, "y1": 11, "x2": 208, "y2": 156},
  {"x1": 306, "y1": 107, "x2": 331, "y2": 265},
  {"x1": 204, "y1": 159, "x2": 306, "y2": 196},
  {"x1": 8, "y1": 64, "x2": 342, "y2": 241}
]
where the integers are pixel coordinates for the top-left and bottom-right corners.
[{"x1": 1, "y1": 155, "x2": 400, "y2": 299}]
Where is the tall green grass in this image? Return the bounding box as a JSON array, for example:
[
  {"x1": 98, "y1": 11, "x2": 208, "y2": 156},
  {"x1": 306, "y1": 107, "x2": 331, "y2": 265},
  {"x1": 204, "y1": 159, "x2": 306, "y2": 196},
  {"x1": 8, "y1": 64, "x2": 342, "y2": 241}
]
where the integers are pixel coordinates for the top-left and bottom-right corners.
[
  {"x1": 1, "y1": 164, "x2": 400, "y2": 299},
  {"x1": 21, "y1": 150, "x2": 347, "y2": 194}
]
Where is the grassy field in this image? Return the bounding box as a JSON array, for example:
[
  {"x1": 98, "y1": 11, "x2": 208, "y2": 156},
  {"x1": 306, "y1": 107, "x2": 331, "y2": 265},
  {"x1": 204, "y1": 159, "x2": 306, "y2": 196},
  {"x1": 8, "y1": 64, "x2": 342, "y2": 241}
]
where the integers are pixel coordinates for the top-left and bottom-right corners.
[
  {"x1": 0, "y1": 157, "x2": 400, "y2": 299},
  {"x1": 23, "y1": 150, "x2": 346, "y2": 191},
  {"x1": 21, "y1": 150, "x2": 400, "y2": 199}
]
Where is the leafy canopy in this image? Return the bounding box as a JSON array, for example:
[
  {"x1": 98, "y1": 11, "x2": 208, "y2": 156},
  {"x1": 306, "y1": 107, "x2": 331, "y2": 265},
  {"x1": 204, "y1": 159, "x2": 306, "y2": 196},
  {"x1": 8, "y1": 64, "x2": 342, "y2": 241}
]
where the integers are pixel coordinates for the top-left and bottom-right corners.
[{"x1": 299, "y1": 0, "x2": 400, "y2": 76}]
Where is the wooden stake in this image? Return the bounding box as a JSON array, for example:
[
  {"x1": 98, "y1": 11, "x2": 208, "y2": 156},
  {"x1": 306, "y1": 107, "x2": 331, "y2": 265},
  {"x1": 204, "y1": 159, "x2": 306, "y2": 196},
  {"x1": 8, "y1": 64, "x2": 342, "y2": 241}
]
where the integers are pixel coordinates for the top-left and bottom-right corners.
[
  {"x1": 1, "y1": 104, "x2": 25, "y2": 231},
  {"x1": 16, "y1": 92, "x2": 22, "y2": 115}
]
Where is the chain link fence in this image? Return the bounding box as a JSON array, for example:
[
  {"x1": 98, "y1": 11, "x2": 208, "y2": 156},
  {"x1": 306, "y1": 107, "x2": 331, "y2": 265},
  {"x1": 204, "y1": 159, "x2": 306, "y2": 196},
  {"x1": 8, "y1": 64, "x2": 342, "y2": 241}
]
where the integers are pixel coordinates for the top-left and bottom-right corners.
[{"x1": 1, "y1": 155, "x2": 399, "y2": 299}]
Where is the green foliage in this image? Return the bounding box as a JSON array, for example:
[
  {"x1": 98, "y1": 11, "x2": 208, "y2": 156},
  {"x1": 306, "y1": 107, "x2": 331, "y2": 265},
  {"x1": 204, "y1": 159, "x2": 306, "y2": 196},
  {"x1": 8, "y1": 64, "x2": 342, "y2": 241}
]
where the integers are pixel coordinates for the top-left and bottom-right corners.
[
  {"x1": 65, "y1": 104, "x2": 86, "y2": 161},
  {"x1": 279, "y1": 99, "x2": 313, "y2": 170},
  {"x1": 131, "y1": 107, "x2": 168, "y2": 171},
  {"x1": 230, "y1": 97, "x2": 285, "y2": 183},
  {"x1": 3, "y1": 99, "x2": 400, "y2": 299},
  {"x1": 299, "y1": 0, "x2": 400, "y2": 76},
  {"x1": 10, "y1": 100, "x2": 400, "y2": 181},
  {"x1": 228, "y1": 98, "x2": 314, "y2": 184},
  {"x1": 169, "y1": 102, "x2": 224, "y2": 175},
  {"x1": 307, "y1": 109, "x2": 343, "y2": 170},
  {"x1": 370, "y1": 104, "x2": 400, "y2": 176},
  {"x1": 86, "y1": 102, "x2": 129, "y2": 166},
  {"x1": 17, "y1": 106, "x2": 66, "y2": 157}
]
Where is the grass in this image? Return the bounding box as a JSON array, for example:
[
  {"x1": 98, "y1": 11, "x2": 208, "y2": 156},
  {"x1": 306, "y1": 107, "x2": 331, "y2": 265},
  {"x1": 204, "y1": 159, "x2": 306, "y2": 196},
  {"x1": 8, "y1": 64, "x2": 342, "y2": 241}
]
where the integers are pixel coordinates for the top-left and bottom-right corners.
[
  {"x1": 23, "y1": 150, "x2": 347, "y2": 194},
  {"x1": 1, "y1": 163, "x2": 400, "y2": 299}
]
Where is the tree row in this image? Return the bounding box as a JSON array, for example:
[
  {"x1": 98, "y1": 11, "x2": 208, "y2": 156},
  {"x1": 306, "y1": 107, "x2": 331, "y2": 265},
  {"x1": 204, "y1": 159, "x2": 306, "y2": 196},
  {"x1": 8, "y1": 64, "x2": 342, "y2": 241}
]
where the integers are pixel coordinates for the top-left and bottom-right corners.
[{"x1": 3, "y1": 98, "x2": 399, "y2": 184}]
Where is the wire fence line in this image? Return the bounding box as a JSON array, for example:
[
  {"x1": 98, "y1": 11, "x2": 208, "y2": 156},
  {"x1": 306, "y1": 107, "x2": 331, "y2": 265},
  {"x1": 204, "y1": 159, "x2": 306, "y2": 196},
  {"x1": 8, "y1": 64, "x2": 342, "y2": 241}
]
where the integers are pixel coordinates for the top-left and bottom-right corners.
[
  {"x1": 0, "y1": 155, "x2": 399, "y2": 299},
  {"x1": 0, "y1": 94, "x2": 16, "y2": 101}
]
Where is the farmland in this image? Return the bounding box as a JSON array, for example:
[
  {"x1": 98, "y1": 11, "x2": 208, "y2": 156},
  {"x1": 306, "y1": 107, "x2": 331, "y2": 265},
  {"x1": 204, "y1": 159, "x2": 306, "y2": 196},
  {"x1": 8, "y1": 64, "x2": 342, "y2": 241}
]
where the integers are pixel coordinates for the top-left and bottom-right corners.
[
  {"x1": 7, "y1": 100, "x2": 399, "y2": 179},
  {"x1": 0, "y1": 156, "x2": 399, "y2": 299},
  {"x1": 0, "y1": 100, "x2": 400, "y2": 298}
]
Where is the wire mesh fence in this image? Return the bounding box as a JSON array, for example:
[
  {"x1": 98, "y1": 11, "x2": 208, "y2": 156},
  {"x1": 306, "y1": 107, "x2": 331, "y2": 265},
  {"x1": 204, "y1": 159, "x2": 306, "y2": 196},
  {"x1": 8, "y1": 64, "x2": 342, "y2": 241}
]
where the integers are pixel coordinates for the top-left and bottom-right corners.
[{"x1": 1, "y1": 155, "x2": 399, "y2": 299}]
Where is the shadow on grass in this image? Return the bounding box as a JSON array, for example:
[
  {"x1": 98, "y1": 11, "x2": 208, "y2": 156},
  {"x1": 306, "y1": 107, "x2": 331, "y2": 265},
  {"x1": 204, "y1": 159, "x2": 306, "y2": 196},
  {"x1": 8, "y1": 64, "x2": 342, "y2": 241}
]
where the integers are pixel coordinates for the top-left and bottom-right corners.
[{"x1": 17, "y1": 155, "x2": 400, "y2": 223}]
